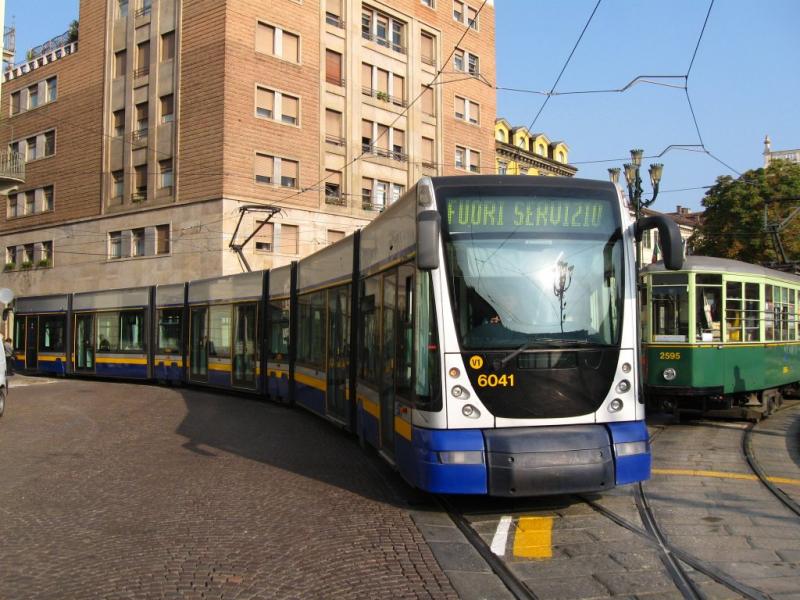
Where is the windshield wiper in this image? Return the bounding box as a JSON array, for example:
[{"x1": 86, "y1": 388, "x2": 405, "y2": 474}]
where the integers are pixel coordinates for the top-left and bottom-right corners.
[{"x1": 495, "y1": 338, "x2": 615, "y2": 369}]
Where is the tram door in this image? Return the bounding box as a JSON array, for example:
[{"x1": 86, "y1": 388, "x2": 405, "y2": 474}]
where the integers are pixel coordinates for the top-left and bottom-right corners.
[
  {"x1": 380, "y1": 272, "x2": 397, "y2": 456},
  {"x1": 190, "y1": 307, "x2": 208, "y2": 381},
  {"x1": 232, "y1": 303, "x2": 257, "y2": 389},
  {"x1": 75, "y1": 314, "x2": 95, "y2": 372},
  {"x1": 25, "y1": 316, "x2": 38, "y2": 370},
  {"x1": 326, "y1": 285, "x2": 349, "y2": 422}
]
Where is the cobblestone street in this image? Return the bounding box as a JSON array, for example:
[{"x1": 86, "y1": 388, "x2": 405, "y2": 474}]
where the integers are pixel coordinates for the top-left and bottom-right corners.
[{"x1": 0, "y1": 379, "x2": 457, "y2": 599}]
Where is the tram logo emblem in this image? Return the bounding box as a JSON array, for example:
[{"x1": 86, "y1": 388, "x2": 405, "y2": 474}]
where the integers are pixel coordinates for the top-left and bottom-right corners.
[{"x1": 469, "y1": 355, "x2": 484, "y2": 370}]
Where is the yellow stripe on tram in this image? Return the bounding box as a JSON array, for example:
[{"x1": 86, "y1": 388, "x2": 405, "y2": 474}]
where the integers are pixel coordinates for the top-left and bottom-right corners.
[
  {"x1": 394, "y1": 416, "x2": 412, "y2": 441},
  {"x1": 653, "y1": 468, "x2": 800, "y2": 487},
  {"x1": 358, "y1": 395, "x2": 380, "y2": 419},
  {"x1": 294, "y1": 372, "x2": 326, "y2": 391},
  {"x1": 95, "y1": 356, "x2": 148, "y2": 365},
  {"x1": 513, "y1": 516, "x2": 554, "y2": 559}
]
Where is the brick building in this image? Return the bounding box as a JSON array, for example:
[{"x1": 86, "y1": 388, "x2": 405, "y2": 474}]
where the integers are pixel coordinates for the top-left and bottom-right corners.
[{"x1": 1, "y1": 0, "x2": 496, "y2": 296}]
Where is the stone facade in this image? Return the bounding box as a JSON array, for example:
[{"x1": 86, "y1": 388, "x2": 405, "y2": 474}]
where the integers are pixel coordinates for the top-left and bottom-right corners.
[{"x1": 0, "y1": 0, "x2": 496, "y2": 297}]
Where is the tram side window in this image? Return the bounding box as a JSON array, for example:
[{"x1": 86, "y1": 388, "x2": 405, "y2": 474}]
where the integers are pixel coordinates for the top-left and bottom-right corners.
[
  {"x1": 297, "y1": 292, "x2": 324, "y2": 368},
  {"x1": 725, "y1": 282, "x2": 744, "y2": 342},
  {"x1": 396, "y1": 267, "x2": 414, "y2": 399},
  {"x1": 120, "y1": 310, "x2": 145, "y2": 351},
  {"x1": 651, "y1": 281, "x2": 689, "y2": 342},
  {"x1": 96, "y1": 312, "x2": 120, "y2": 352},
  {"x1": 268, "y1": 299, "x2": 290, "y2": 359},
  {"x1": 696, "y1": 285, "x2": 721, "y2": 342},
  {"x1": 158, "y1": 308, "x2": 182, "y2": 353},
  {"x1": 790, "y1": 289, "x2": 797, "y2": 341},
  {"x1": 39, "y1": 315, "x2": 66, "y2": 352},
  {"x1": 359, "y1": 276, "x2": 381, "y2": 384},
  {"x1": 414, "y1": 272, "x2": 441, "y2": 410},
  {"x1": 744, "y1": 283, "x2": 760, "y2": 342},
  {"x1": 13, "y1": 318, "x2": 25, "y2": 352},
  {"x1": 208, "y1": 305, "x2": 232, "y2": 357}
]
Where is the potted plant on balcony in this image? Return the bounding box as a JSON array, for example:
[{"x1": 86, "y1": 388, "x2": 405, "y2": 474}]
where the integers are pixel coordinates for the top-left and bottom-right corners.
[
  {"x1": 37, "y1": 258, "x2": 51, "y2": 268},
  {"x1": 376, "y1": 91, "x2": 390, "y2": 102},
  {"x1": 20, "y1": 261, "x2": 33, "y2": 270},
  {"x1": 3, "y1": 263, "x2": 15, "y2": 272},
  {"x1": 68, "y1": 20, "x2": 79, "y2": 44}
]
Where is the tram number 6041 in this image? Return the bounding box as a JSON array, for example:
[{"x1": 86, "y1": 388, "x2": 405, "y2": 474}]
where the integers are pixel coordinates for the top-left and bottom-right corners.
[{"x1": 477, "y1": 373, "x2": 515, "y2": 388}]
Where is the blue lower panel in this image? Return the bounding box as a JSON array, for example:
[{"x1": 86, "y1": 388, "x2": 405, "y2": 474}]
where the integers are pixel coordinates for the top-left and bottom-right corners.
[
  {"x1": 607, "y1": 421, "x2": 651, "y2": 485},
  {"x1": 297, "y1": 384, "x2": 325, "y2": 416},
  {"x1": 38, "y1": 359, "x2": 66, "y2": 376},
  {"x1": 96, "y1": 363, "x2": 148, "y2": 379},
  {"x1": 208, "y1": 369, "x2": 231, "y2": 388},
  {"x1": 409, "y1": 428, "x2": 487, "y2": 495},
  {"x1": 357, "y1": 405, "x2": 380, "y2": 449},
  {"x1": 267, "y1": 375, "x2": 289, "y2": 401},
  {"x1": 154, "y1": 362, "x2": 183, "y2": 382}
]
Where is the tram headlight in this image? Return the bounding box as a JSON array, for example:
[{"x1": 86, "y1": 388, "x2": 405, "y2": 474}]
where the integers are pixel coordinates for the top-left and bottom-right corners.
[
  {"x1": 621, "y1": 362, "x2": 632, "y2": 373},
  {"x1": 448, "y1": 367, "x2": 460, "y2": 378},
  {"x1": 616, "y1": 379, "x2": 631, "y2": 394},
  {"x1": 608, "y1": 398, "x2": 624, "y2": 412},
  {"x1": 662, "y1": 367, "x2": 677, "y2": 381},
  {"x1": 462, "y1": 404, "x2": 480, "y2": 418},
  {"x1": 451, "y1": 385, "x2": 470, "y2": 400}
]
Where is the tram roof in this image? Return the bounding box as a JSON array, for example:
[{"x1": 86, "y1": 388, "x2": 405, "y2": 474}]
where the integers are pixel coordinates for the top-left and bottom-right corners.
[
  {"x1": 643, "y1": 256, "x2": 800, "y2": 284},
  {"x1": 429, "y1": 174, "x2": 616, "y2": 192}
]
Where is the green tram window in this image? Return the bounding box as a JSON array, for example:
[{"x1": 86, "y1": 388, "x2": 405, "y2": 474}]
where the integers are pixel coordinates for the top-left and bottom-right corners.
[
  {"x1": 725, "y1": 282, "x2": 743, "y2": 342},
  {"x1": 297, "y1": 291, "x2": 324, "y2": 369},
  {"x1": 359, "y1": 276, "x2": 381, "y2": 385},
  {"x1": 791, "y1": 289, "x2": 797, "y2": 341},
  {"x1": 40, "y1": 315, "x2": 66, "y2": 352},
  {"x1": 744, "y1": 283, "x2": 760, "y2": 342},
  {"x1": 651, "y1": 277, "x2": 689, "y2": 342},
  {"x1": 696, "y1": 285, "x2": 721, "y2": 342},
  {"x1": 767, "y1": 285, "x2": 797, "y2": 342},
  {"x1": 268, "y1": 299, "x2": 290, "y2": 359},
  {"x1": 157, "y1": 308, "x2": 182, "y2": 354},
  {"x1": 208, "y1": 305, "x2": 232, "y2": 358}
]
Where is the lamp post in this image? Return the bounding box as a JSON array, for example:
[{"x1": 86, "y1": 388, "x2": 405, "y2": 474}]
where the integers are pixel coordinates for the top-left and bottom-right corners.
[{"x1": 609, "y1": 149, "x2": 664, "y2": 272}]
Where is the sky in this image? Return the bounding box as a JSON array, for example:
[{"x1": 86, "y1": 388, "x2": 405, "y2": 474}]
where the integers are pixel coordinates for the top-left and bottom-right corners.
[{"x1": 3, "y1": 1, "x2": 799, "y2": 213}]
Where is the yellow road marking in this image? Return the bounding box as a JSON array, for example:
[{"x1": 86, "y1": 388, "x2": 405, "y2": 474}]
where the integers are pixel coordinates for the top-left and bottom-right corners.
[
  {"x1": 653, "y1": 468, "x2": 800, "y2": 487},
  {"x1": 513, "y1": 516, "x2": 553, "y2": 559}
]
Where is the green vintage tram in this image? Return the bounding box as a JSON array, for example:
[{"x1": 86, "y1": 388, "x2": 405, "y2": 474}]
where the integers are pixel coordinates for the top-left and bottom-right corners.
[{"x1": 641, "y1": 257, "x2": 800, "y2": 418}]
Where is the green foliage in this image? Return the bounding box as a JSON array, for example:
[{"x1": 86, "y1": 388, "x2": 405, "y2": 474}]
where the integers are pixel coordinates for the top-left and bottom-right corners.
[
  {"x1": 68, "y1": 20, "x2": 79, "y2": 43},
  {"x1": 37, "y1": 259, "x2": 51, "y2": 268},
  {"x1": 3, "y1": 263, "x2": 16, "y2": 272},
  {"x1": 20, "y1": 261, "x2": 33, "y2": 270},
  {"x1": 691, "y1": 160, "x2": 800, "y2": 264}
]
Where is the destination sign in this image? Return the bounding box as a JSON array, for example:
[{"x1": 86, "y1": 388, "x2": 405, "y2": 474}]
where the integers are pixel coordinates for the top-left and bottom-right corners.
[{"x1": 446, "y1": 196, "x2": 616, "y2": 234}]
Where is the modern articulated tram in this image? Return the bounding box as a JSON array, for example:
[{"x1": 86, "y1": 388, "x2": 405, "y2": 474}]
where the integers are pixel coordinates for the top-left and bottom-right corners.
[{"x1": 10, "y1": 175, "x2": 685, "y2": 496}]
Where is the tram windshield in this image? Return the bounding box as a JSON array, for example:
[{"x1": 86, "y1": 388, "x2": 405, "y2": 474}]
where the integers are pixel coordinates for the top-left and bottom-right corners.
[{"x1": 442, "y1": 191, "x2": 624, "y2": 350}]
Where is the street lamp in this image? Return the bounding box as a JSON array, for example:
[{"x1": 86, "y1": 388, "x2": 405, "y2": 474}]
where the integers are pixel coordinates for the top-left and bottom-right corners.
[{"x1": 609, "y1": 149, "x2": 664, "y2": 272}]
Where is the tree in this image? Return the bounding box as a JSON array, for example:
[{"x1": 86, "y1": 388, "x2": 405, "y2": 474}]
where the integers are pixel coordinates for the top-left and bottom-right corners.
[{"x1": 690, "y1": 160, "x2": 800, "y2": 264}]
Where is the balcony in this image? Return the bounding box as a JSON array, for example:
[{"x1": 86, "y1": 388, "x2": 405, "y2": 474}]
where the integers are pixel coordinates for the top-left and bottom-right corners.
[
  {"x1": 135, "y1": 5, "x2": 151, "y2": 18},
  {"x1": 362, "y1": 87, "x2": 406, "y2": 108},
  {"x1": 134, "y1": 66, "x2": 149, "y2": 78},
  {"x1": 325, "y1": 13, "x2": 345, "y2": 29},
  {"x1": 361, "y1": 199, "x2": 384, "y2": 212},
  {"x1": 325, "y1": 192, "x2": 347, "y2": 207},
  {"x1": 0, "y1": 151, "x2": 25, "y2": 194},
  {"x1": 362, "y1": 144, "x2": 407, "y2": 163},
  {"x1": 326, "y1": 75, "x2": 345, "y2": 87},
  {"x1": 4, "y1": 26, "x2": 78, "y2": 82},
  {"x1": 325, "y1": 134, "x2": 346, "y2": 147},
  {"x1": 361, "y1": 31, "x2": 406, "y2": 55}
]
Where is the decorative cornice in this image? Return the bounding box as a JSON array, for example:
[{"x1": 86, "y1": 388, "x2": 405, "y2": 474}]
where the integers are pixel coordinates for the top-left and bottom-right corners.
[{"x1": 496, "y1": 142, "x2": 578, "y2": 177}]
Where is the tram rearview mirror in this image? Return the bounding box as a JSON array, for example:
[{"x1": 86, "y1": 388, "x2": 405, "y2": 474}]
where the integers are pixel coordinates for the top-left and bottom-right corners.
[
  {"x1": 635, "y1": 215, "x2": 684, "y2": 271},
  {"x1": 2, "y1": 308, "x2": 10, "y2": 322},
  {"x1": 417, "y1": 210, "x2": 441, "y2": 271}
]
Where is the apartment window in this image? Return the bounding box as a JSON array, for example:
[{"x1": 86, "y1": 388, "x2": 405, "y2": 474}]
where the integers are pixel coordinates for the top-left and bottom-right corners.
[
  {"x1": 391, "y1": 21, "x2": 404, "y2": 52},
  {"x1": 156, "y1": 224, "x2": 170, "y2": 255},
  {"x1": 421, "y1": 85, "x2": 434, "y2": 116},
  {"x1": 421, "y1": 136, "x2": 434, "y2": 167},
  {"x1": 391, "y1": 183, "x2": 405, "y2": 204},
  {"x1": 467, "y1": 53, "x2": 479, "y2": 75},
  {"x1": 455, "y1": 145, "x2": 465, "y2": 169},
  {"x1": 392, "y1": 74, "x2": 405, "y2": 104},
  {"x1": 421, "y1": 32, "x2": 435, "y2": 66},
  {"x1": 496, "y1": 129, "x2": 506, "y2": 142},
  {"x1": 281, "y1": 94, "x2": 299, "y2": 125},
  {"x1": 453, "y1": 49, "x2": 464, "y2": 72},
  {"x1": 455, "y1": 97, "x2": 479, "y2": 124},
  {"x1": 22, "y1": 244, "x2": 34, "y2": 265},
  {"x1": 255, "y1": 153, "x2": 274, "y2": 184},
  {"x1": 498, "y1": 162, "x2": 507, "y2": 175},
  {"x1": 44, "y1": 130, "x2": 56, "y2": 156},
  {"x1": 469, "y1": 149, "x2": 480, "y2": 173},
  {"x1": 325, "y1": 109, "x2": 343, "y2": 145},
  {"x1": 28, "y1": 84, "x2": 39, "y2": 109},
  {"x1": 326, "y1": 0, "x2": 343, "y2": 27},
  {"x1": 467, "y1": 6, "x2": 479, "y2": 29},
  {"x1": 41, "y1": 241, "x2": 53, "y2": 263},
  {"x1": 135, "y1": 103, "x2": 148, "y2": 134},
  {"x1": 280, "y1": 224, "x2": 299, "y2": 255},
  {"x1": 256, "y1": 87, "x2": 275, "y2": 118},
  {"x1": 328, "y1": 230, "x2": 345, "y2": 244},
  {"x1": 46, "y1": 77, "x2": 57, "y2": 102},
  {"x1": 361, "y1": 178, "x2": 373, "y2": 208},
  {"x1": 376, "y1": 68, "x2": 389, "y2": 96},
  {"x1": 136, "y1": 41, "x2": 150, "y2": 76},
  {"x1": 453, "y1": 0, "x2": 464, "y2": 22},
  {"x1": 362, "y1": 7, "x2": 406, "y2": 54},
  {"x1": 113, "y1": 110, "x2": 125, "y2": 136},
  {"x1": 159, "y1": 159, "x2": 173, "y2": 189},
  {"x1": 393, "y1": 129, "x2": 405, "y2": 158},
  {"x1": 256, "y1": 22, "x2": 300, "y2": 63},
  {"x1": 7, "y1": 196, "x2": 17, "y2": 218},
  {"x1": 6, "y1": 247, "x2": 17, "y2": 265},
  {"x1": 109, "y1": 231, "x2": 122, "y2": 259},
  {"x1": 454, "y1": 96, "x2": 465, "y2": 120},
  {"x1": 118, "y1": 0, "x2": 128, "y2": 18},
  {"x1": 161, "y1": 95, "x2": 174, "y2": 123},
  {"x1": 26, "y1": 137, "x2": 37, "y2": 161},
  {"x1": 374, "y1": 181, "x2": 387, "y2": 209},
  {"x1": 43, "y1": 186, "x2": 54, "y2": 212},
  {"x1": 132, "y1": 228, "x2": 145, "y2": 257},
  {"x1": 326, "y1": 50, "x2": 343, "y2": 86},
  {"x1": 255, "y1": 221, "x2": 274, "y2": 252},
  {"x1": 537, "y1": 143, "x2": 545, "y2": 155},
  {"x1": 115, "y1": 50, "x2": 127, "y2": 77},
  {"x1": 361, "y1": 119, "x2": 373, "y2": 152},
  {"x1": 161, "y1": 31, "x2": 175, "y2": 61},
  {"x1": 10, "y1": 91, "x2": 20, "y2": 115},
  {"x1": 421, "y1": 0, "x2": 434, "y2": 7},
  {"x1": 281, "y1": 159, "x2": 298, "y2": 188},
  {"x1": 134, "y1": 165, "x2": 147, "y2": 198},
  {"x1": 325, "y1": 170, "x2": 343, "y2": 204},
  {"x1": 112, "y1": 171, "x2": 124, "y2": 200},
  {"x1": 25, "y1": 190, "x2": 35, "y2": 215}
]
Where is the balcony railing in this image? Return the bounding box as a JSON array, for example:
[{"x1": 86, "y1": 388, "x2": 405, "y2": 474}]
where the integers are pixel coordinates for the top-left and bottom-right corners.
[
  {"x1": 361, "y1": 87, "x2": 406, "y2": 107},
  {"x1": 5, "y1": 40, "x2": 78, "y2": 82},
  {"x1": 0, "y1": 151, "x2": 26, "y2": 184},
  {"x1": 361, "y1": 31, "x2": 406, "y2": 55},
  {"x1": 362, "y1": 144, "x2": 407, "y2": 162},
  {"x1": 131, "y1": 191, "x2": 147, "y2": 203},
  {"x1": 361, "y1": 199, "x2": 385, "y2": 212},
  {"x1": 325, "y1": 13, "x2": 345, "y2": 29},
  {"x1": 134, "y1": 66, "x2": 149, "y2": 78},
  {"x1": 135, "y1": 5, "x2": 152, "y2": 18},
  {"x1": 421, "y1": 55, "x2": 435, "y2": 67},
  {"x1": 132, "y1": 128, "x2": 148, "y2": 141},
  {"x1": 325, "y1": 193, "x2": 347, "y2": 207},
  {"x1": 325, "y1": 134, "x2": 346, "y2": 147},
  {"x1": 326, "y1": 75, "x2": 345, "y2": 87}
]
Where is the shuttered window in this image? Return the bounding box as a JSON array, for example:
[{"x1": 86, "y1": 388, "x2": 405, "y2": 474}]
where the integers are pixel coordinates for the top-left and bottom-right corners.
[
  {"x1": 377, "y1": 68, "x2": 389, "y2": 94},
  {"x1": 281, "y1": 94, "x2": 299, "y2": 125},
  {"x1": 256, "y1": 87, "x2": 275, "y2": 118},
  {"x1": 282, "y1": 31, "x2": 299, "y2": 62},
  {"x1": 326, "y1": 50, "x2": 343, "y2": 85},
  {"x1": 326, "y1": 109, "x2": 342, "y2": 140},
  {"x1": 422, "y1": 137, "x2": 434, "y2": 165},
  {"x1": 421, "y1": 85, "x2": 434, "y2": 115},
  {"x1": 454, "y1": 96, "x2": 466, "y2": 119},
  {"x1": 256, "y1": 22, "x2": 275, "y2": 55},
  {"x1": 255, "y1": 153, "x2": 274, "y2": 184},
  {"x1": 280, "y1": 224, "x2": 298, "y2": 254},
  {"x1": 280, "y1": 159, "x2": 298, "y2": 188},
  {"x1": 469, "y1": 149, "x2": 480, "y2": 173},
  {"x1": 468, "y1": 100, "x2": 479, "y2": 124},
  {"x1": 361, "y1": 62, "x2": 372, "y2": 89},
  {"x1": 255, "y1": 221, "x2": 274, "y2": 252},
  {"x1": 392, "y1": 74, "x2": 404, "y2": 102},
  {"x1": 421, "y1": 32, "x2": 434, "y2": 64}
]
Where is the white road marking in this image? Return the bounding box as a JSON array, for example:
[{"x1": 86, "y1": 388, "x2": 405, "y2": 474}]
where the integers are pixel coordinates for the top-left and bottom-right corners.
[{"x1": 490, "y1": 515, "x2": 512, "y2": 556}]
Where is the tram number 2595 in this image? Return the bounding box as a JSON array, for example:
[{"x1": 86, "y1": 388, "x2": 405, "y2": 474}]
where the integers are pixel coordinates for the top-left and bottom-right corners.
[
  {"x1": 658, "y1": 351, "x2": 681, "y2": 361},
  {"x1": 476, "y1": 373, "x2": 515, "y2": 387}
]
